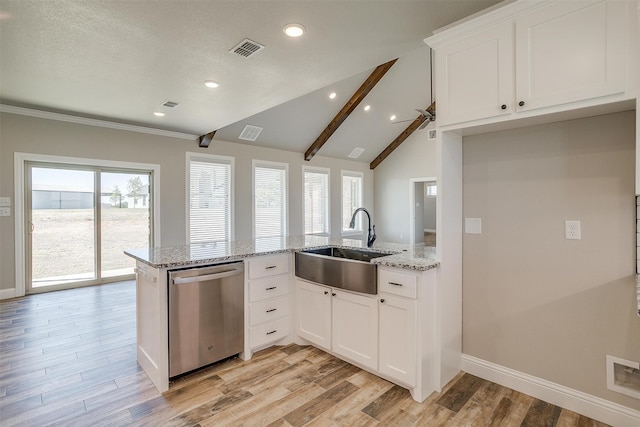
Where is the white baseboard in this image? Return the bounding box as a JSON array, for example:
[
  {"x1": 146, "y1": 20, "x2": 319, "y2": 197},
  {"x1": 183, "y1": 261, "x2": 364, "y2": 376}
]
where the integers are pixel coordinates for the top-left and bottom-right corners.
[
  {"x1": 0, "y1": 288, "x2": 17, "y2": 300},
  {"x1": 462, "y1": 354, "x2": 640, "y2": 427}
]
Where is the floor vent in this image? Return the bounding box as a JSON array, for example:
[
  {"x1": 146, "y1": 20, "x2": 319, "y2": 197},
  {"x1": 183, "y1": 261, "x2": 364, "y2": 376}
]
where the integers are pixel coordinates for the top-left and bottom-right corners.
[
  {"x1": 162, "y1": 101, "x2": 179, "y2": 108},
  {"x1": 230, "y1": 39, "x2": 265, "y2": 58},
  {"x1": 239, "y1": 125, "x2": 263, "y2": 141}
]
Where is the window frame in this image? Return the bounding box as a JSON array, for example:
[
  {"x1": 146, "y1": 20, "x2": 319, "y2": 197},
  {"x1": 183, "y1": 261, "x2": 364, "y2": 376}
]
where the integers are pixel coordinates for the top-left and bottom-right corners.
[
  {"x1": 341, "y1": 170, "x2": 364, "y2": 236},
  {"x1": 253, "y1": 159, "x2": 289, "y2": 239},
  {"x1": 186, "y1": 152, "x2": 235, "y2": 244},
  {"x1": 303, "y1": 166, "x2": 331, "y2": 236}
]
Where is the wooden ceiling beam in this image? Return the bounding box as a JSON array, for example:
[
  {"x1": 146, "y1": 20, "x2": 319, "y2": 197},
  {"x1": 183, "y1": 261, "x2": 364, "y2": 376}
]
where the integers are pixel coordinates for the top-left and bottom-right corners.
[
  {"x1": 369, "y1": 102, "x2": 435, "y2": 170},
  {"x1": 198, "y1": 131, "x2": 216, "y2": 148},
  {"x1": 304, "y1": 58, "x2": 398, "y2": 161}
]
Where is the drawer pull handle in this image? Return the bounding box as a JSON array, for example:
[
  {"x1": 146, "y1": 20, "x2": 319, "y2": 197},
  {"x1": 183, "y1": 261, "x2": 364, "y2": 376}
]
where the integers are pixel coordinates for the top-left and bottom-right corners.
[
  {"x1": 266, "y1": 330, "x2": 277, "y2": 335},
  {"x1": 518, "y1": 100, "x2": 525, "y2": 107},
  {"x1": 332, "y1": 293, "x2": 336, "y2": 297},
  {"x1": 380, "y1": 299, "x2": 385, "y2": 303},
  {"x1": 265, "y1": 265, "x2": 277, "y2": 270},
  {"x1": 324, "y1": 291, "x2": 329, "y2": 295},
  {"x1": 500, "y1": 104, "x2": 507, "y2": 110},
  {"x1": 388, "y1": 282, "x2": 403, "y2": 287},
  {"x1": 266, "y1": 286, "x2": 277, "y2": 291},
  {"x1": 266, "y1": 308, "x2": 277, "y2": 313}
]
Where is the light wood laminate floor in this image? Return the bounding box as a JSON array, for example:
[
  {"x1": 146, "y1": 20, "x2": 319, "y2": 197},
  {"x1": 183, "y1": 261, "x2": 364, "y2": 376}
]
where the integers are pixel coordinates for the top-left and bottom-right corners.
[{"x1": 0, "y1": 281, "x2": 608, "y2": 426}]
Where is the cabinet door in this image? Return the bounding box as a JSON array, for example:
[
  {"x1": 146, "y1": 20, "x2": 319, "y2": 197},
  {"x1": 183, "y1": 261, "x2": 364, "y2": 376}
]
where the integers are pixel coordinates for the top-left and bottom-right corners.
[
  {"x1": 332, "y1": 289, "x2": 378, "y2": 370},
  {"x1": 379, "y1": 294, "x2": 417, "y2": 387},
  {"x1": 296, "y1": 280, "x2": 331, "y2": 350},
  {"x1": 435, "y1": 22, "x2": 513, "y2": 126},
  {"x1": 515, "y1": 0, "x2": 626, "y2": 112}
]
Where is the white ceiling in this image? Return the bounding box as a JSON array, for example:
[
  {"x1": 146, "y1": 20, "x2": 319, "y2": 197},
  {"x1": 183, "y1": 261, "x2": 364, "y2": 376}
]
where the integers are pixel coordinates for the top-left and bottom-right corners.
[{"x1": 0, "y1": 0, "x2": 501, "y2": 162}]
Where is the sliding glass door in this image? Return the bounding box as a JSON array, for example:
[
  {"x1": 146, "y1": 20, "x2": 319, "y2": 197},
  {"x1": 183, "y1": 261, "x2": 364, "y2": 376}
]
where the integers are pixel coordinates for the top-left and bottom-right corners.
[{"x1": 26, "y1": 163, "x2": 152, "y2": 293}]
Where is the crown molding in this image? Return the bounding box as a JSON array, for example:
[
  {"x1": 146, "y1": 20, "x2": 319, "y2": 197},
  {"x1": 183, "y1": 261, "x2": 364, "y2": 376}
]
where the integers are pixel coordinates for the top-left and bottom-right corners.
[
  {"x1": 424, "y1": 0, "x2": 556, "y2": 48},
  {"x1": 0, "y1": 104, "x2": 198, "y2": 141}
]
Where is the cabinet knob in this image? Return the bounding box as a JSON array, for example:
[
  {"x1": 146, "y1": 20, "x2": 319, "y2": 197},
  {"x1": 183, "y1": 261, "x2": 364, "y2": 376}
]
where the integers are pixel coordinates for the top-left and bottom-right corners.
[
  {"x1": 500, "y1": 104, "x2": 507, "y2": 110},
  {"x1": 380, "y1": 299, "x2": 385, "y2": 303},
  {"x1": 324, "y1": 291, "x2": 329, "y2": 295},
  {"x1": 518, "y1": 101, "x2": 525, "y2": 107},
  {"x1": 332, "y1": 293, "x2": 336, "y2": 297}
]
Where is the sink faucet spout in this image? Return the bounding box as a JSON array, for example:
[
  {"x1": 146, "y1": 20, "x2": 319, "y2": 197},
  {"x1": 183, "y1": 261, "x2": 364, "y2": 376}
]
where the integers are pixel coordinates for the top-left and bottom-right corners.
[{"x1": 349, "y1": 207, "x2": 376, "y2": 248}]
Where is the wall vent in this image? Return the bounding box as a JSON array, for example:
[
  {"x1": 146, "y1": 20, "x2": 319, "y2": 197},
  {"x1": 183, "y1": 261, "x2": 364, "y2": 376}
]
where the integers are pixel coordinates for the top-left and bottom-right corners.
[
  {"x1": 239, "y1": 125, "x2": 263, "y2": 141},
  {"x1": 606, "y1": 355, "x2": 640, "y2": 399},
  {"x1": 162, "y1": 101, "x2": 179, "y2": 108},
  {"x1": 229, "y1": 39, "x2": 265, "y2": 58},
  {"x1": 348, "y1": 147, "x2": 365, "y2": 159}
]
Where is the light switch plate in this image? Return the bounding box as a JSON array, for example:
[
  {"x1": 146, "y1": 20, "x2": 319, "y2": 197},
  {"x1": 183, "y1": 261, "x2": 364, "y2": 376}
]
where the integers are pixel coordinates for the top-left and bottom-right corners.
[
  {"x1": 0, "y1": 197, "x2": 10, "y2": 207},
  {"x1": 0, "y1": 207, "x2": 10, "y2": 217},
  {"x1": 465, "y1": 218, "x2": 482, "y2": 234}
]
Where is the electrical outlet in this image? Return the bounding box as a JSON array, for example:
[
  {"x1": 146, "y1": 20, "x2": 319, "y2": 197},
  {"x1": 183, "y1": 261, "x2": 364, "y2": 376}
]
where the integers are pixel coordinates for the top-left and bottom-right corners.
[
  {"x1": 0, "y1": 197, "x2": 10, "y2": 207},
  {"x1": 565, "y1": 220, "x2": 581, "y2": 240},
  {"x1": 0, "y1": 207, "x2": 10, "y2": 217}
]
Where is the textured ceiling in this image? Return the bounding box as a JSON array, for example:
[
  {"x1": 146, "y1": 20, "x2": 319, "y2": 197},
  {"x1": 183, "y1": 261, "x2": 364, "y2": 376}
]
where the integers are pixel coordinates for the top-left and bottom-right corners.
[{"x1": 0, "y1": 0, "x2": 501, "y2": 161}]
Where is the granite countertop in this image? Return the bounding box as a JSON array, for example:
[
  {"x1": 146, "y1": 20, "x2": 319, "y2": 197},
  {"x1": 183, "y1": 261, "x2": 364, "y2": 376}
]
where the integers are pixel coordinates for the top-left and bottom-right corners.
[{"x1": 125, "y1": 235, "x2": 439, "y2": 271}]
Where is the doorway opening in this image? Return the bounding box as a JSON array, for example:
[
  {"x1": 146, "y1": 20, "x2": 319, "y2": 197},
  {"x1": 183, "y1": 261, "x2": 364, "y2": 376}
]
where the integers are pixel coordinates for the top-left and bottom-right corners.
[{"x1": 409, "y1": 177, "x2": 437, "y2": 246}]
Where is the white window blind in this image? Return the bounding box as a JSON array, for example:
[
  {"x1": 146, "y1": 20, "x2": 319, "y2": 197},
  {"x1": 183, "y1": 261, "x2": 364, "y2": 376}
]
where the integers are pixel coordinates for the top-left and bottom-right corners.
[
  {"x1": 342, "y1": 171, "x2": 363, "y2": 232},
  {"x1": 254, "y1": 161, "x2": 287, "y2": 238},
  {"x1": 188, "y1": 156, "x2": 232, "y2": 243},
  {"x1": 304, "y1": 168, "x2": 329, "y2": 235}
]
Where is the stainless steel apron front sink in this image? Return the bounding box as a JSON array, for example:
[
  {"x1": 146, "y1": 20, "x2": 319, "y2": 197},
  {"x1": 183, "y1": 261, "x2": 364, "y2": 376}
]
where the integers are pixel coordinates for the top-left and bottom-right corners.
[{"x1": 294, "y1": 247, "x2": 393, "y2": 295}]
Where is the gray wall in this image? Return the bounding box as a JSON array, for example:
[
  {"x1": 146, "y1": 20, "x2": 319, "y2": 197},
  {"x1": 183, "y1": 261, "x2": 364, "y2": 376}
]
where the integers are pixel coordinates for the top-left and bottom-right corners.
[
  {"x1": 423, "y1": 184, "x2": 436, "y2": 230},
  {"x1": 463, "y1": 111, "x2": 640, "y2": 409},
  {"x1": 373, "y1": 130, "x2": 436, "y2": 243},
  {"x1": 0, "y1": 112, "x2": 373, "y2": 292}
]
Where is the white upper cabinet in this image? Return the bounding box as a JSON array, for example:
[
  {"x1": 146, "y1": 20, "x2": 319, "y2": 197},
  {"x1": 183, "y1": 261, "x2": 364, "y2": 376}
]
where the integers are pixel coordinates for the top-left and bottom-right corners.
[
  {"x1": 435, "y1": 22, "x2": 513, "y2": 125},
  {"x1": 514, "y1": 0, "x2": 626, "y2": 112},
  {"x1": 428, "y1": 0, "x2": 631, "y2": 127}
]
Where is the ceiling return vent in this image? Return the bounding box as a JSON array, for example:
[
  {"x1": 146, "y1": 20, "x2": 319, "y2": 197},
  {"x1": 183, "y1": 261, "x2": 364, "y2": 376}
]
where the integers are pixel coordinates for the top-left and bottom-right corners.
[
  {"x1": 229, "y1": 39, "x2": 265, "y2": 58},
  {"x1": 239, "y1": 125, "x2": 263, "y2": 141}
]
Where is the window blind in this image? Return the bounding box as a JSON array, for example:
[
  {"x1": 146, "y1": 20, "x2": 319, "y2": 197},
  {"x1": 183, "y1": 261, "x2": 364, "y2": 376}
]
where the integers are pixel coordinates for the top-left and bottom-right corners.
[
  {"x1": 188, "y1": 158, "x2": 231, "y2": 243},
  {"x1": 304, "y1": 169, "x2": 329, "y2": 235},
  {"x1": 254, "y1": 162, "x2": 287, "y2": 238},
  {"x1": 342, "y1": 171, "x2": 363, "y2": 232}
]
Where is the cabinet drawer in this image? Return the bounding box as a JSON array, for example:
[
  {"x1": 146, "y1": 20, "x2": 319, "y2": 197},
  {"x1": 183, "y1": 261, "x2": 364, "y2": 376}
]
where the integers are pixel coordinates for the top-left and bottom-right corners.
[
  {"x1": 379, "y1": 269, "x2": 417, "y2": 299},
  {"x1": 249, "y1": 317, "x2": 290, "y2": 349},
  {"x1": 249, "y1": 295, "x2": 290, "y2": 326},
  {"x1": 249, "y1": 275, "x2": 290, "y2": 302},
  {"x1": 248, "y1": 254, "x2": 290, "y2": 280}
]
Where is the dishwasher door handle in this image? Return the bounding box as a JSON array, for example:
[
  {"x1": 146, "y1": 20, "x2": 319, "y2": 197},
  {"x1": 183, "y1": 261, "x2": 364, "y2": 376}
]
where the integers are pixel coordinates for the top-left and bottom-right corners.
[{"x1": 172, "y1": 268, "x2": 243, "y2": 285}]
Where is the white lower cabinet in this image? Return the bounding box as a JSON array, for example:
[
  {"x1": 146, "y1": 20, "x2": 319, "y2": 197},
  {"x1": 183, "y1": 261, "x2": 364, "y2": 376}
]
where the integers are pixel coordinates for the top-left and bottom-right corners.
[
  {"x1": 296, "y1": 280, "x2": 378, "y2": 370},
  {"x1": 379, "y1": 293, "x2": 417, "y2": 387},
  {"x1": 245, "y1": 254, "x2": 292, "y2": 358},
  {"x1": 332, "y1": 289, "x2": 378, "y2": 370},
  {"x1": 296, "y1": 279, "x2": 331, "y2": 349}
]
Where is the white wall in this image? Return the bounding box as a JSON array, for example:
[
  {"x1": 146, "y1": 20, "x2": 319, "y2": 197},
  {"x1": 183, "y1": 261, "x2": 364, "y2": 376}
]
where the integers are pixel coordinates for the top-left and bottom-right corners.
[
  {"x1": 373, "y1": 130, "x2": 436, "y2": 243},
  {"x1": 0, "y1": 112, "x2": 373, "y2": 292}
]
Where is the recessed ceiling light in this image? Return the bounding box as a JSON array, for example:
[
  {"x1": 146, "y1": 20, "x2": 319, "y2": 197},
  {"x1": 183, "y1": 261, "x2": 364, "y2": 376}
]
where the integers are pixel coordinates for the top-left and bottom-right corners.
[
  {"x1": 390, "y1": 115, "x2": 396, "y2": 121},
  {"x1": 204, "y1": 80, "x2": 220, "y2": 88},
  {"x1": 329, "y1": 92, "x2": 336, "y2": 99},
  {"x1": 283, "y1": 23, "x2": 305, "y2": 38},
  {"x1": 364, "y1": 105, "x2": 371, "y2": 111},
  {"x1": 153, "y1": 112, "x2": 165, "y2": 117}
]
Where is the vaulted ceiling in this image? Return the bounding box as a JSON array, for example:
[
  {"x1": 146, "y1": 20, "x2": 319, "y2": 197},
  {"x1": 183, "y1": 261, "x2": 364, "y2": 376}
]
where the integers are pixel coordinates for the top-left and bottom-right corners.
[{"x1": 0, "y1": 0, "x2": 501, "y2": 163}]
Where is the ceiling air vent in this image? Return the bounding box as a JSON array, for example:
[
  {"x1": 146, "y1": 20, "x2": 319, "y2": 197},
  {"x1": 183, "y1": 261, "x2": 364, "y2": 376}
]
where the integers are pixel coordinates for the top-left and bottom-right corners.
[
  {"x1": 348, "y1": 147, "x2": 365, "y2": 159},
  {"x1": 239, "y1": 125, "x2": 263, "y2": 141},
  {"x1": 229, "y1": 39, "x2": 265, "y2": 58},
  {"x1": 162, "y1": 101, "x2": 179, "y2": 108}
]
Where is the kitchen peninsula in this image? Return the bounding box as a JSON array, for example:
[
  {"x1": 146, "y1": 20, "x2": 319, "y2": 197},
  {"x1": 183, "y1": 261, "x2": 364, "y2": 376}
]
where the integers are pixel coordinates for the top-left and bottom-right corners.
[{"x1": 125, "y1": 235, "x2": 459, "y2": 403}]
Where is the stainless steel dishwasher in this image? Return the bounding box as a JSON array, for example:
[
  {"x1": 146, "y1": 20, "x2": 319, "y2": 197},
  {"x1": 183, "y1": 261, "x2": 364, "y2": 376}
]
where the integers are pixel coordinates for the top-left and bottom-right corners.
[{"x1": 168, "y1": 261, "x2": 244, "y2": 377}]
